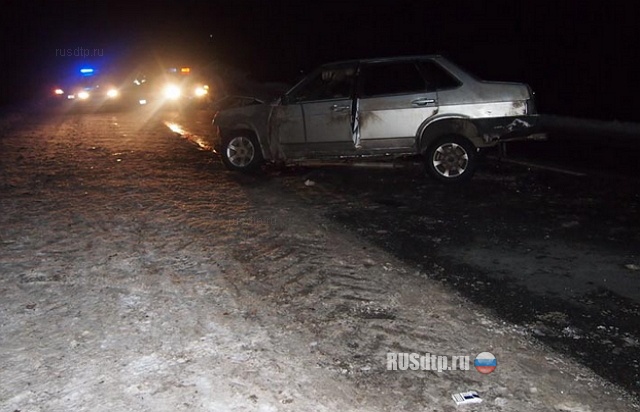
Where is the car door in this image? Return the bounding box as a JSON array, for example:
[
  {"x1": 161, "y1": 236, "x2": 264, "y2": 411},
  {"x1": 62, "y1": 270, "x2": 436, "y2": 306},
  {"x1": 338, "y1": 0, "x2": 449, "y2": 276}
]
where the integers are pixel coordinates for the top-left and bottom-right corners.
[
  {"x1": 276, "y1": 63, "x2": 357, "y2": 157},
  {"x1": 356, "y1": 60, "x2": 439, "y2": 151}
]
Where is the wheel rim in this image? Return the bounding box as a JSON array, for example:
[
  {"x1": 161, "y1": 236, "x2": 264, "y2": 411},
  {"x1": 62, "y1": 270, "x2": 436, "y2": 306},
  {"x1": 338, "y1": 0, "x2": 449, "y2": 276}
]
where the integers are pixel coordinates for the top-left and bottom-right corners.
[
  {"x1": 431, "y1": 142, "x2": 469, "y2": 178},
  {"x1": 226, "y1": 136, "x2": 255, "y2": 167}
]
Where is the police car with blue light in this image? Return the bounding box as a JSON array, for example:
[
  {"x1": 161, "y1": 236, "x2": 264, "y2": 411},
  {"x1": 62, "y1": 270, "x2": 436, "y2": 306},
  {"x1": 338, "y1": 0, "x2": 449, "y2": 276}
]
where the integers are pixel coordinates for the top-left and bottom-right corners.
[{"x1": 51, "y1": 67, "x2": 129, "y2": 110}]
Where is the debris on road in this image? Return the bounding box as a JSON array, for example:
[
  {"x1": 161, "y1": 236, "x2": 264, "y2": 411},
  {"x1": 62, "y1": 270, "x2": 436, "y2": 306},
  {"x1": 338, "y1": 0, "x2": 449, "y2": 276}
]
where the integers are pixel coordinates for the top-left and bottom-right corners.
[{"x1": 452, "y1": 391, "x2": 483, "y2": 406}]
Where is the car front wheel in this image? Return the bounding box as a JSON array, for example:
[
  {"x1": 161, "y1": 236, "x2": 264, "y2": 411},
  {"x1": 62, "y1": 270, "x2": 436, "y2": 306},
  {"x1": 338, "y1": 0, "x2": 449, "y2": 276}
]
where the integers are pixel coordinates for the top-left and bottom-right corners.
[
  {"x1": 425, "y1": 135, "x2": 477, "y2": 183},
  {"x1": 221, "y1": 133, "x2": 264, "y2": 172}
]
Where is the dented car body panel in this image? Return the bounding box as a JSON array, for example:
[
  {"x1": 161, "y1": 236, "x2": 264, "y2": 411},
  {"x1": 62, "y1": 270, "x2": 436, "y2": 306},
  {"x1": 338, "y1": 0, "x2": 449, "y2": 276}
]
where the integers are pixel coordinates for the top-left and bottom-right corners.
[{"x1": 213, "y1": 55, "x2": 545, "y2": 164}]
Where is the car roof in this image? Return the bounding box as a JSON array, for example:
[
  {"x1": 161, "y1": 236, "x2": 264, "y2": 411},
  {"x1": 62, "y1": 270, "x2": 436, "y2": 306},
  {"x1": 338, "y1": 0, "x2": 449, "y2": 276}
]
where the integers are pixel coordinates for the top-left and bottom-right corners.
[{"x1": 321, "y1": 55, "x2": 446, "y2": 68}]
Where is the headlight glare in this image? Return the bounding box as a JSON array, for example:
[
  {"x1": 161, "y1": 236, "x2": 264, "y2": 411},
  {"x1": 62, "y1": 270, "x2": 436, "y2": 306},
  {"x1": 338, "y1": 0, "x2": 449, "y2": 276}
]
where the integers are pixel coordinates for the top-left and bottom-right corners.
[
  {"x1": 164, "y1": 85, "x2": 181, "y2": 100},
  {"x1": 194, "y1": 86, "x2": 207, "y2": 97}
]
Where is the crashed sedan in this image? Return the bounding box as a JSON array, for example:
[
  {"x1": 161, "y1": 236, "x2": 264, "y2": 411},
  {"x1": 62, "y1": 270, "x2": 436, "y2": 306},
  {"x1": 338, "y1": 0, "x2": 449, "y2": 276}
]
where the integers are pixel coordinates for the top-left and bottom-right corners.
[{"x1": 213, "y1": 55, "x2": 545, "y2": 182}]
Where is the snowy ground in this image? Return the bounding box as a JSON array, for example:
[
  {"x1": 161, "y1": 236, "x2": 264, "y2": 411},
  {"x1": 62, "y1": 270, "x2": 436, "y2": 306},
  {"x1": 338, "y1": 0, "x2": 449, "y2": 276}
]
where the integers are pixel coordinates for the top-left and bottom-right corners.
[{"x1": 0, "y1": 106, "x2": 638, "y2": 411}]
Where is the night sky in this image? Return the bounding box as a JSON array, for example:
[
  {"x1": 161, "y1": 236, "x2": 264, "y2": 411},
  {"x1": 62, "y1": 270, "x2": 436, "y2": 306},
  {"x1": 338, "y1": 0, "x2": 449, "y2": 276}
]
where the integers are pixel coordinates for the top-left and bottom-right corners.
[{"x1": 1, "y1": 1, "x2": 638, "y2": 121}]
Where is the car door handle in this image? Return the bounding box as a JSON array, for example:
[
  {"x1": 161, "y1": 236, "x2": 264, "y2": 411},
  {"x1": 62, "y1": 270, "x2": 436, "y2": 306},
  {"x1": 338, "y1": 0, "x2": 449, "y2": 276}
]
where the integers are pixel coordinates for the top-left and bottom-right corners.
[
  {"x1": 412, "y1": 98, "x2": 437, "y2": 106},
  {"x1": 330, "y1": 104, "x2": 350, "y2": 112}
]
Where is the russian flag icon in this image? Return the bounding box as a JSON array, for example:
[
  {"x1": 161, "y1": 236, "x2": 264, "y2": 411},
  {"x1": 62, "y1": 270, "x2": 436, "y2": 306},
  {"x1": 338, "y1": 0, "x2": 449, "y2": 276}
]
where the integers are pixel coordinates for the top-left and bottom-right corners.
[{"x1": 474, "y1": 352, "x2": 497, "y2": 374}]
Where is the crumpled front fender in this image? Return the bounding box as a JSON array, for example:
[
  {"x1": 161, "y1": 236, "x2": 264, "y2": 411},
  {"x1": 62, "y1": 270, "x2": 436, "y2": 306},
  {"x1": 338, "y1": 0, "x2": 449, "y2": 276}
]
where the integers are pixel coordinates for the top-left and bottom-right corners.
[{"x1": 214, "y1": 104, "x2": 274, "y2": 160}]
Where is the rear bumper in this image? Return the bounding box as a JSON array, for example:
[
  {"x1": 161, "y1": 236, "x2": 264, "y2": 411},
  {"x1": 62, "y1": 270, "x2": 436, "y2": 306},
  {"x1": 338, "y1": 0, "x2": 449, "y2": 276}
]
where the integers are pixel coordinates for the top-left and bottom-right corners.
[{"x1": 473, "y1": 115, "x2": 547, "y2": 144}]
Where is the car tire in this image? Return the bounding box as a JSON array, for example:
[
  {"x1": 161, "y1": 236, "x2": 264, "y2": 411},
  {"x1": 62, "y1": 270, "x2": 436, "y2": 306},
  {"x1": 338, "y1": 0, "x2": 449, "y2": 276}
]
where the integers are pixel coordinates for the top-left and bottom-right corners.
[
  {"x1": 425, "y1": 135, "x2": 477, "y2": 183},
  {"x1": 221, "y1": 132, "x2": 264, "y2": 172}
]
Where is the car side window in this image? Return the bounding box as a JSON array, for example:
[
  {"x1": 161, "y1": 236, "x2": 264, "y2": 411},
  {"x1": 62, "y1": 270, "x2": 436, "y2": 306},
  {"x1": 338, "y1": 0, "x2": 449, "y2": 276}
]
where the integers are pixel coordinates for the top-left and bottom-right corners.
[
  {"x1": 289, "y1": 66, "x2": 355, "y2": 103},
  {"x1": 417, "y1": 60, "x2": 461, "y2": 91},
  {"x1": 359, "y1": 62, "x2": 427, "y2": 97}
]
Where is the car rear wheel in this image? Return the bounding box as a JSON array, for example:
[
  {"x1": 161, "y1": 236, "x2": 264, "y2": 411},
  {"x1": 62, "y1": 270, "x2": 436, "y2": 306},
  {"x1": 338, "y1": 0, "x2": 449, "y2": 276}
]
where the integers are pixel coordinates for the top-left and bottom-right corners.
[
  {"x1": 425, "y1": 135, "x2": 477, "y2": 183},
  {"x1": 221, "y1": 133, "x2": 264, "y2": 172}
]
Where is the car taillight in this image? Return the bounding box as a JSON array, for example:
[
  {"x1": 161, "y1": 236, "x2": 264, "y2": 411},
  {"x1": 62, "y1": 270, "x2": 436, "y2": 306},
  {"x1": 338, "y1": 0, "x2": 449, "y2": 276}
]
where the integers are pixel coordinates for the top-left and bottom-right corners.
[{"x1": 526, "y1": 86, "x2": 538, "y2": 114}]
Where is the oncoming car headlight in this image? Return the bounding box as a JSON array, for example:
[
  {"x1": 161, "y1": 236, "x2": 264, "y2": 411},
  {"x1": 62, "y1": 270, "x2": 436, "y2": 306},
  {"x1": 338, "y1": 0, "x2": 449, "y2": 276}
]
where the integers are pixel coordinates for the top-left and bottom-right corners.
[
  {"x1": 77, "y1": 91, "x2": 90, "y2": 100},
  {"x1": 164, "y1": 84, "x2": 181, "y2": 100},
  {"x1": 194, "y1": 86, "x2": 208, "y2": 97},
  {"x1": 106, "y1": 89, "x2": 119, "y2": 98}
]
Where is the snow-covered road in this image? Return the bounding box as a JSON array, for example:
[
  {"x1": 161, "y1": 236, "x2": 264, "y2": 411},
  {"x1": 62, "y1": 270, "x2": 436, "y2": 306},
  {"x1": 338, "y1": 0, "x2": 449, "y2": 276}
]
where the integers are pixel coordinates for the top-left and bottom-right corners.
[{"x1": 0, "y1": 107, "x2": 637, "y2": 411}]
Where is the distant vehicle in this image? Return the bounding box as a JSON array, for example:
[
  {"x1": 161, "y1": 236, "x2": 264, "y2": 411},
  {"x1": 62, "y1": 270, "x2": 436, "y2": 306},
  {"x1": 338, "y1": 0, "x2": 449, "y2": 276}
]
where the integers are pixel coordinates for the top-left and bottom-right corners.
[
  {"x1": 213, "y1": 55, "x2": 546, "y2": 182},
  {"x1": 132, "y1": 67, "x2": 212, "y2": 108},
  {"x1": 51, "y1": 67, "x2": 130, "y2": 110}
]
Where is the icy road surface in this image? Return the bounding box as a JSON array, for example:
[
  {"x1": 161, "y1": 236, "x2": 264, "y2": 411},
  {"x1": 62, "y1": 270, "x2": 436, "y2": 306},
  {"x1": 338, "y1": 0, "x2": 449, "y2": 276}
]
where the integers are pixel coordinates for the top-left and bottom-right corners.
[{"x1": 0, "y1": 106, "x2": 638, "y2": 411}]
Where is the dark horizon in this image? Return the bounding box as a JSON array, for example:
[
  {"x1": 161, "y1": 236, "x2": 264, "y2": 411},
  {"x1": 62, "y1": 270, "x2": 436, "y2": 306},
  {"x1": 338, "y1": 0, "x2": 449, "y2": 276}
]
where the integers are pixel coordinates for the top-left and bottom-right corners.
[{"x1": 1, "y1": 1, "x2": 638, "y2": 121}]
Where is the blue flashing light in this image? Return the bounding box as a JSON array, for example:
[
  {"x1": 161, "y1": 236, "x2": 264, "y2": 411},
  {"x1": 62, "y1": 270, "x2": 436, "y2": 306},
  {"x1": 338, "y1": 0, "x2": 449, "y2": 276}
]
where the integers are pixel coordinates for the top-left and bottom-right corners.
[{"x1": 80, "y1": 68, "x2": 95, "y2": 76}]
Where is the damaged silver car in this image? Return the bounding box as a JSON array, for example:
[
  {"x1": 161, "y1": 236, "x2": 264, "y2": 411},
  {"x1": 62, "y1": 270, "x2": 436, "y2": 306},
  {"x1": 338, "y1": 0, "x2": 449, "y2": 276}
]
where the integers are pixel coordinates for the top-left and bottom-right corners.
[{"x1": 213, "y1": 55, "x2": 545, "y2": 182}]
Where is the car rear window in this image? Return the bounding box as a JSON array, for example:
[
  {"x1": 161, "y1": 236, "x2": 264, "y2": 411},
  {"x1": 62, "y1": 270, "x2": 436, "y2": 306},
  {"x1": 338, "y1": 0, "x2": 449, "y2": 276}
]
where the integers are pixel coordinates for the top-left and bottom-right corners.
[{"x1": 417, "y1": 60, "x2": 462, "y2": 91}]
